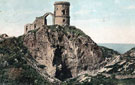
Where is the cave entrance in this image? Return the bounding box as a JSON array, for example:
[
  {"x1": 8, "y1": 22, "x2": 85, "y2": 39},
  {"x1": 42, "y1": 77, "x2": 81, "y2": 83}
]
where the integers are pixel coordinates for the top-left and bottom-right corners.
[{"x1": 53, "y1": 45, "x2": 72, "y2": 81}]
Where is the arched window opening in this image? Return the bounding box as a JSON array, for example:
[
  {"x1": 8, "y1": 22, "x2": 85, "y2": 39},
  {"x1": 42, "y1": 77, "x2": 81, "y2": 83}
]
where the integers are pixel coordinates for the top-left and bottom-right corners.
[
  {"x1": 44, "y1": 12, "x2": 54, "y2": 25},
  {"x1": 63, "y1": 19, "x2": 65, "y2": 23},
  {"x1": 62, "y1": 10, "x2": 65, "y2": 15},
  {"x1": 34, "y1": 24, "x2": 36, "y2": 28},
  {"x1": 26, "y1": 26, "x2": 28, "y2": 31},
  {"x1": 46, "y1": 15, "x2": 53, "y2": 25}
]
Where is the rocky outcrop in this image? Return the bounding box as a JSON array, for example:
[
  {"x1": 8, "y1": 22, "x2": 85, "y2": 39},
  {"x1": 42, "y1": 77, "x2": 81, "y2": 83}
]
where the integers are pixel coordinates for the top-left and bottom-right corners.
[
  {"x1": 124, "y1": 47, "x2": 135, "y2": 57},
  {"x1": 96, "y1": 46, "x2": 121, "y2": 73},
  {"x1": 23, "y1": 25, "x2": 103, "y2": 80},
  {"x1": 102, "y1": 47, "x2": 135, "y2": 78},
  {"x1": 0, "y1": 34, "x2": 8, "y2": 40},
  {"x1": 0, "y1": 37, "x2": 53, "y2": 85},
  {"x1": 1, "y1": 25, "x2": 135, "y2": 84}
]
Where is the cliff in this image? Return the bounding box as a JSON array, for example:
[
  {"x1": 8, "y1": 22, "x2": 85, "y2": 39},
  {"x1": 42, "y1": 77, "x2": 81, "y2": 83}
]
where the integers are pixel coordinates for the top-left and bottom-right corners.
[
  {"x1": 0, "y1": 37, "x2": 53, "y2": 84},
  {"x1": 104, "y1": 47, "x2": 135, "y2": 75},
  {"x1": 0, "y1": 25, "x2": 135, "y2": 84},
  {"x1": 23, "y1": 25, "x2": 103, "y2": 81}
]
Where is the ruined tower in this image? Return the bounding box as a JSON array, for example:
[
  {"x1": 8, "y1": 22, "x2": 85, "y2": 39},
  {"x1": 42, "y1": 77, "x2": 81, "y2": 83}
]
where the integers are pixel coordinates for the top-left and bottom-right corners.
[
  {"x1": 24, "y1": 1, "x2": 71, "y2": 34},
  {"x1": 54, "y1": 1, "x2": 70, "y2": 26}
]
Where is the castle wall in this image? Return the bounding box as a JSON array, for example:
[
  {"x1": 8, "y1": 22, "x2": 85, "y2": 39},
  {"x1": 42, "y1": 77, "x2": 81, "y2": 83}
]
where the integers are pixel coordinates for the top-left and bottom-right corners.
[
  {"x1": 55, "y1": 16, "x2": 70, "y2": 26},
  {"x1": 24, "y1": 24, "x2": 34, "y2": 34},
  {"x1": 54, "y1": 2, "x2": 70, "y2": 26},
  {"x1": 54, "y1": 5, "x2": 70, "y2": 16},
  {"x1": 24, "y1": 16, "x2": 45, "y2": 34},
  {"x1": 33, "y1": 16, "x2": 44, "y2": 28},
  {"x1": 24, "y1": 1, "x2": 70, "y2": 34}
]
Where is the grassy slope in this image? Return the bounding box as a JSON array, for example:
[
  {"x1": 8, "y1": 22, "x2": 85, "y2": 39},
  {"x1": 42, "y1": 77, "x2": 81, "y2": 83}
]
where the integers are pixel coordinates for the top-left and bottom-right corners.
[
  {"x1": 0, "y1": 36, "x2": 51, "y2": 85},
  {"x1": 0, "y1": 26, "x2": 135, "y2": 85},
  {"x1": 0, "y1": 26, "x2": 88, "y2": 85},
  {"x1": 63, "y1": 74, "x2": 135, "y2": 85}
]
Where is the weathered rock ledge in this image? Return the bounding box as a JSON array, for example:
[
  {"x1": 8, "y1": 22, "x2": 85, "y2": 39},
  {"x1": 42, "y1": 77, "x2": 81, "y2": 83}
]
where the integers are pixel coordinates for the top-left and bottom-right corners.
[{"x1": 23, "y1": 25, "x2": 103, "y2": 81}]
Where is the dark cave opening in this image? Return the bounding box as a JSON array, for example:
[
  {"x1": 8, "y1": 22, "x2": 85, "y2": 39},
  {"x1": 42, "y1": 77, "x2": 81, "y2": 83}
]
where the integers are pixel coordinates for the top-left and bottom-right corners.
[
  {"x1": 53, "y1": 45, "x2": 72, "y2": 81},
  {"x1": 53, "y1": 45, "x2": 63, "y2": 66},
  {"x1": 55, "y1": 63, "x2": 72, "y2": 81}
]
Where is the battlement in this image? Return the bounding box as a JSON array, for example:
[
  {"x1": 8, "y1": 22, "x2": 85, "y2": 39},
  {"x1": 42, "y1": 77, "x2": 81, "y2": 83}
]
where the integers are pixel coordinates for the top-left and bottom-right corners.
[{"x1": 54, "y1": 1, "x2": 70, "y2": 5}]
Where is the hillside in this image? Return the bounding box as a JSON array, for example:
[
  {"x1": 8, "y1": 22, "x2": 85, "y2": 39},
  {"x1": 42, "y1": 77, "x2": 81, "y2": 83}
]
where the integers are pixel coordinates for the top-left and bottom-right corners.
[
  {"x1": 0, "y1": 36, "x2": 54, "y2": 85},
  {"x1": 0, "y1": 25, "x2": 135, "y2": 85},
  {"x1": 98, "y1": 43, "x2": 135, "y2": 54},
  {"x1": 23, "y1": 25, "x2": 104, "y2": 81},
  {"x1": 104, "y1": 47, "x2": 135, "y2": 75}
]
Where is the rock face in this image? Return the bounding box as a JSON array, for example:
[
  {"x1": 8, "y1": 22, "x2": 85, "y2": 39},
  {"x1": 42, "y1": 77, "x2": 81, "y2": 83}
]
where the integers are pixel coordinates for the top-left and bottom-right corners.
[
  {"x1": 0, "y1": 34, "x2": 8, "y2": 40},
  {"x1": 64, "y1": 47, "x2": 135, "y2": 84},
  {"x1": 1, "y1": 25, "x2": 135, "y2": 84},
  {"x1": 124, "y1": 47, "x2": 135, "y2": 57},
  {"x1": 23, "y1": 25, "x2": 103, "y2": 80},
  {"x1": 0, "y1": 37, "x2": 52, "y2": 85},
  {"x1": 105, "y1": 47, "x2": 135, "y2": 75}
]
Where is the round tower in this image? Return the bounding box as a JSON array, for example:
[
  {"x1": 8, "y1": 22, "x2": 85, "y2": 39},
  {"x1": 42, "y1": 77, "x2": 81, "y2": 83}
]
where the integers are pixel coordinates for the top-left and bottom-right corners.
[{"x1": 54, "y1": 1, "x2": 70, "y2": 26}]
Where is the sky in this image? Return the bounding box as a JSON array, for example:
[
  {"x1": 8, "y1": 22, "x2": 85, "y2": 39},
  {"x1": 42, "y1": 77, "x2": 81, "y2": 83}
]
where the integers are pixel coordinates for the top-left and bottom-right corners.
[{"x1": 0, "y1": 0, "x2": 135, "y2": 44}]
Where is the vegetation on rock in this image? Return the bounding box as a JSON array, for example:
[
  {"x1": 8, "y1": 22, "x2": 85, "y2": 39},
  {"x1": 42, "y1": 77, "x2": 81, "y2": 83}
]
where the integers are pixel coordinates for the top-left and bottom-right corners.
[
  {"x1": 0, "y1": 25, "x2": 135, "y2": 85},
  {"x1": 0, "y1": 36, "x2": 51, "y2": 85}
]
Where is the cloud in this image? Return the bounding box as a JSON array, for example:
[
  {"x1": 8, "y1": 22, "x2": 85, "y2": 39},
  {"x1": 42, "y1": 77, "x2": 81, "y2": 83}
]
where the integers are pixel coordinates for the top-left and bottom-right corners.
[
  {"x1": 71, "y1": 19, "x2": 135, "y2": 44},
  {"x1": 0, "y1": 22, "x2": 24, "y2": 37},
  {"x1": 74, "y1": 9, "x2": 96, "y2": 15},
  {"x1": 1, "y1": 0, "x2": 135, "y2": 44},
  {"x1": 126, "y1": 5, "x2": 135, "y2": 9},
  {"x1": 114, "y1": 0, "x2": 120, "y2": 4}
]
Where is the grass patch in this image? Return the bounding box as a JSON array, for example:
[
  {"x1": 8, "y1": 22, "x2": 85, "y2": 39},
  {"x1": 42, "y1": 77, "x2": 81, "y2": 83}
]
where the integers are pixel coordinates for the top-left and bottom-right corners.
[
  {"x1": 47, "y1": 25, "x2": 88, "y2": 37},
  {"x1": 0, "y1": 36, "x2": 51, "y2": 85}
]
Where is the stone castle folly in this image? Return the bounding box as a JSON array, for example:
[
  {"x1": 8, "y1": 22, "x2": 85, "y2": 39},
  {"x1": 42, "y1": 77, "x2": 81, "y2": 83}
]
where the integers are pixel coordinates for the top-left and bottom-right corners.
[
  {"x1": 24, "y1": 1, "x2": 70, "y2": 34},
  {"x1": 54, "y1": 1, "x2": 70, "y2": 26}
]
